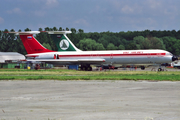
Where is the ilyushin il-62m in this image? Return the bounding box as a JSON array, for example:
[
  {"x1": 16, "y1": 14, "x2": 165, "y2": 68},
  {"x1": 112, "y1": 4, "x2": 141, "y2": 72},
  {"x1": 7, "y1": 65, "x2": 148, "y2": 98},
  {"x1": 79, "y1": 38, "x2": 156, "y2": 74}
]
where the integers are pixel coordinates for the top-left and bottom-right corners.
[{"x1": 8, "y1": 31, "x2": 178, "y2": 71}]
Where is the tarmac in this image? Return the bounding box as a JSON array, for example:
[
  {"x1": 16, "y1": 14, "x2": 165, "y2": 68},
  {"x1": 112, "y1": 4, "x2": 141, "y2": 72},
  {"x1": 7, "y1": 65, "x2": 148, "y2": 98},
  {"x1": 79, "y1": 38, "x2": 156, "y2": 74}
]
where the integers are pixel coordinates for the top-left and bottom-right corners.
[
  {"x1": 97, "y1": 66, "x2": 180, "y2": 72},
  {"x1": 0, "y1": 80, "x2": 180, "y2": 120}
]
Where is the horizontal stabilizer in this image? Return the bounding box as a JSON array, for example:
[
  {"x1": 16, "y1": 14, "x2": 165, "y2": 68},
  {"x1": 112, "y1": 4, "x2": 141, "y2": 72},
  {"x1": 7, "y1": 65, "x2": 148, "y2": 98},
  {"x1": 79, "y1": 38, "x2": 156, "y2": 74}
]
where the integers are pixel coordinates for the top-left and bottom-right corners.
[
  {"x1": 7, "y1": 31, "x2": 40, "y2": 35},
  {"x1": 42, "y1": 31, "x2": 72, "y2": 34}
]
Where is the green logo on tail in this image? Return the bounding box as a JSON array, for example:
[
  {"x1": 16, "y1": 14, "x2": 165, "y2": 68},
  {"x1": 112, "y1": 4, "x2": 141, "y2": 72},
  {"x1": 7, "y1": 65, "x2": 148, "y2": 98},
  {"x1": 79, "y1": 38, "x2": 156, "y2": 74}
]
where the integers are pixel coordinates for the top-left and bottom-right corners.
[
  {"x1": 60, "y1": 39, "x2": 69, "y2": 50},
  {"x1": 50, "y1": 34, "x2": 76, "y2": 51}
]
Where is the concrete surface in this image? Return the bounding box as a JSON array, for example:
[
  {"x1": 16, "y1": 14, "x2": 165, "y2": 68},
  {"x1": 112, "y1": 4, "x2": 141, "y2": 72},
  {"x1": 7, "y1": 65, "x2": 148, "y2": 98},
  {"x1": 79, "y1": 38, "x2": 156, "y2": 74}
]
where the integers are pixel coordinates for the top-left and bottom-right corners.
[
  {"x1": 97, "y1": 66, "x2": 180, "y2": 72},
  {"x1": 0, "y1": 80, "x2": 179, "y2": 120}
]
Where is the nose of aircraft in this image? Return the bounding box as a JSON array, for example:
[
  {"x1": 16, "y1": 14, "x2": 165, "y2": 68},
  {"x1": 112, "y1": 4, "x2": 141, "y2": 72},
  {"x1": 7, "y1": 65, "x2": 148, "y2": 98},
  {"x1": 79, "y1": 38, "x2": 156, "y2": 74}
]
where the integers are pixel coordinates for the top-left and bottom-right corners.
[{"x1": 172, "y1": 55, "x2": 178, "y2": 61}]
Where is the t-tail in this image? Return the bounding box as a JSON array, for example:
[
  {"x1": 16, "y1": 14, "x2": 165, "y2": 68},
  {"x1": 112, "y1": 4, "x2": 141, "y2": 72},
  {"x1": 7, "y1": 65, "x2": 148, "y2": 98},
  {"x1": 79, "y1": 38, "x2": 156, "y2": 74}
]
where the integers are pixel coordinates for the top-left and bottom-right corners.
[
  {"x1": 46, "y1": 31, "x2": 81, "y2": 52},
  {"x1": 8, "y1": 31, "x2": 55, "y2": 54}
]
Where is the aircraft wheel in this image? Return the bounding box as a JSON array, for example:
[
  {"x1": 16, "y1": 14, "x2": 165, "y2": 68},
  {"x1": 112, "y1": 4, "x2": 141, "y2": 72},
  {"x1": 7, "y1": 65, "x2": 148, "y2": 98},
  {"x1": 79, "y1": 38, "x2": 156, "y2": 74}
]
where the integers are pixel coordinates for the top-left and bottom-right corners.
[
  {"x1": 87, "y1": 66, "x2": 92, "y2": 71},
  {"x1": 81, "y1": 66, "x2": 86, "y2": 71},
  {"x1": 81, "y1": 64, "x2": 92, "y2": 71},
  {"x1": 158, "y1": 68, "x2": 162, "y2": 71},
  {"x1": 90, "y1": 66, "x2": 92, "y2": 71},
  {"x1": 141, "y1": 66, "x2": 145, "y2": 70}
]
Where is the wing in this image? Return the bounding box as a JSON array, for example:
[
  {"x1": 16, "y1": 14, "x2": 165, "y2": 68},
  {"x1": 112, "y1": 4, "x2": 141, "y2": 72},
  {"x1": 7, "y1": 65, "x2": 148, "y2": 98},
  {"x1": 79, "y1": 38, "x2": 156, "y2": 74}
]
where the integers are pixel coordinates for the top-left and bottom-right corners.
[{"x1": 26, "y1": 59, "x2": 105, "y2": 64}]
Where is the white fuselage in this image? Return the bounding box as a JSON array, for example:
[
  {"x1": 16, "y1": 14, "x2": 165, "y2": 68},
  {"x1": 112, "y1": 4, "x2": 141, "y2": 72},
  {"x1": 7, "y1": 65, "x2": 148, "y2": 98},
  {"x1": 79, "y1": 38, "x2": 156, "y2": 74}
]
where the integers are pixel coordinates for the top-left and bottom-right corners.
[{"x1": 27, "y1": 49, "x2": 173, "y2": 66}]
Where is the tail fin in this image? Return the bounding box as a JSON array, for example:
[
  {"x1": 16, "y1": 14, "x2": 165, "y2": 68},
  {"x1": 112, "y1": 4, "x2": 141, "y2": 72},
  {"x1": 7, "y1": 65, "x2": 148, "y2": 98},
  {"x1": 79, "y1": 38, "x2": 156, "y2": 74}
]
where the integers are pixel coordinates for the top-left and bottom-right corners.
[
  {"x1": 8, "y1": 31, "x2": 55, "y2": 54},
  {"x1": 46, "y1": 31, "x2": 81, "y2": 52}
]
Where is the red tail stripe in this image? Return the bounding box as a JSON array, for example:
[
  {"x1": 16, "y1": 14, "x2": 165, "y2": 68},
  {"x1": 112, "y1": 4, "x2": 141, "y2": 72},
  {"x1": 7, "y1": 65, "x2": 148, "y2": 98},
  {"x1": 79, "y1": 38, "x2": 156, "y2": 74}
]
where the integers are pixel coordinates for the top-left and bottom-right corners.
[{"x1": 19, "y1": 35, "x2": 55, "y2": 54}]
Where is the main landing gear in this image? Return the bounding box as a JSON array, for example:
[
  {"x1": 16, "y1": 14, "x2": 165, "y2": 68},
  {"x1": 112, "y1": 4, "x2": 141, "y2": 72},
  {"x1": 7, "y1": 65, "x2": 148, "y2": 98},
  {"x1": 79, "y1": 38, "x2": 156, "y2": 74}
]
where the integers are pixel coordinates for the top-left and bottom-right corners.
[
  {"x1": 141, "y1": 65, "x2": 166, "y2": 71},
  {"x1": 141, "y1": 66, "x2": 145, "y2": 70},
  {"x1": 80, "y1": 64, "x2": 92, "y2": 71}
]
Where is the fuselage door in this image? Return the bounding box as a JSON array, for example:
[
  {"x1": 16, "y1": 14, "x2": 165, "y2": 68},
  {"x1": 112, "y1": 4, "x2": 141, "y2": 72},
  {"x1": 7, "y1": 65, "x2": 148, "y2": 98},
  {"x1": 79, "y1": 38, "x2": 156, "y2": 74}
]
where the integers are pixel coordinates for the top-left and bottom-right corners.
[{"x1": 110, "y1": 53, "x2": 113, "y2": 59}]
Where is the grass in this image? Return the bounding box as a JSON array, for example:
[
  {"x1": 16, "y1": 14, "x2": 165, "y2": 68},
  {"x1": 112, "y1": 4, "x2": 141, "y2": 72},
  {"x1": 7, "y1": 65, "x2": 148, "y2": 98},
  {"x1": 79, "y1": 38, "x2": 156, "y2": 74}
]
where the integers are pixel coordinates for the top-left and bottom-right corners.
[{"x1": 0, "y1": 68, "x2": 180, "y2": 81}]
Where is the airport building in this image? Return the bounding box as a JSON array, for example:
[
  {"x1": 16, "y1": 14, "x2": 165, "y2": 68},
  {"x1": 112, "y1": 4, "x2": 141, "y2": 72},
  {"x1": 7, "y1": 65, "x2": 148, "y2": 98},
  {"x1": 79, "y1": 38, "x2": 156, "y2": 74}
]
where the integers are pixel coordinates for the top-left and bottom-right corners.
[{"x1": 0, "y1": 52, "x2": 25, "y2": 68}]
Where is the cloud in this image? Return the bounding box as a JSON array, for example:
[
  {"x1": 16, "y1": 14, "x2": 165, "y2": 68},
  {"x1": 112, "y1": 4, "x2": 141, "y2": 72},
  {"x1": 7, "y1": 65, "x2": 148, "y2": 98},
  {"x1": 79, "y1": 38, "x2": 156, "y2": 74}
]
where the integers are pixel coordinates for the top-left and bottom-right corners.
[
  {"x1": 1, "y1": 0, "x2": 179, "y2": 32},
  {"x1": 110, "y1": 1, "x2": 143, "y2": 14},
  {"x1": 121, "y1": 5, "x2": 134, "y2": 14},
  {"x1": 110, "y1": 0, "x2": 123, "y2": 10},
  {"x1": 45, "y1": 0, "x2": 59, "y2": 8},
  {"x1": 7, "y1": 8, "x2": 22, "y2": 14},
  {"x1": 0, "y1": 17, "x2": 4, "y2": 24},
  {"x1": 34, "y1": 11, "x2": 46, "y2": 17},
  {"x1": 74, "y1": 19, "x2": 89, "y2": 26},
  {"x1": 146, "y1": 0, "x2": 162, "y2": 9}
]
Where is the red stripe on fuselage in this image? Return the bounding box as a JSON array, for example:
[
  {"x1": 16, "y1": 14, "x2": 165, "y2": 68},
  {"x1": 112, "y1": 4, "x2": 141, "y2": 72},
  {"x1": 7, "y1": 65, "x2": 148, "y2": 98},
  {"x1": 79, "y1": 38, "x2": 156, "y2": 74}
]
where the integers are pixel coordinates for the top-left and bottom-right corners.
[{"x1": 58, "y1": 53, "x2": 166, "y2": 58}]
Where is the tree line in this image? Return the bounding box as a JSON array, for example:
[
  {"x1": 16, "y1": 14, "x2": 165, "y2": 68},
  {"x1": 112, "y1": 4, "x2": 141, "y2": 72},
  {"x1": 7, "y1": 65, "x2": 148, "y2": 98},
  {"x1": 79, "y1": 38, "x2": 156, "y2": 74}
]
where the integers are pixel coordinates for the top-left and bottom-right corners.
[{"x1": 0, "y1": 27, "x2": 180, "y2": 56}]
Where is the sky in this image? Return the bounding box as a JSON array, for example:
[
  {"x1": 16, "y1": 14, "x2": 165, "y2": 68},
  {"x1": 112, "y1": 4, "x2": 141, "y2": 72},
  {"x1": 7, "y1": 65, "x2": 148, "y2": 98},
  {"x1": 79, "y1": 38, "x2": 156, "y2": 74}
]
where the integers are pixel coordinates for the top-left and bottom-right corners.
[{"x1": 0, "y1": 0, "x2": 179, "y2": 32}]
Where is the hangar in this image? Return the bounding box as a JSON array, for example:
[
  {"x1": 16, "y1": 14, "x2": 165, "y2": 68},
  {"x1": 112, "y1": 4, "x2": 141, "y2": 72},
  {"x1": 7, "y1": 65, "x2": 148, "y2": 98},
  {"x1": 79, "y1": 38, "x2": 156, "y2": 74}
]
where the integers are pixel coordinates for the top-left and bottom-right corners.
[{"x1": 0, "y1": 52, "x2": 25, "y2": 68}]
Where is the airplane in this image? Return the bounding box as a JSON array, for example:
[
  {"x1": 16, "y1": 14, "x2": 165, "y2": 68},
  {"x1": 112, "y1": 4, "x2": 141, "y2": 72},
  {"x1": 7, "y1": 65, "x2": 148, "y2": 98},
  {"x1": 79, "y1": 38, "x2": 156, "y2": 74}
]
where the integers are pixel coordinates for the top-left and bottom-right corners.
[{"x1": 7, "y1": 31, "x2": 178, "y2": 71}]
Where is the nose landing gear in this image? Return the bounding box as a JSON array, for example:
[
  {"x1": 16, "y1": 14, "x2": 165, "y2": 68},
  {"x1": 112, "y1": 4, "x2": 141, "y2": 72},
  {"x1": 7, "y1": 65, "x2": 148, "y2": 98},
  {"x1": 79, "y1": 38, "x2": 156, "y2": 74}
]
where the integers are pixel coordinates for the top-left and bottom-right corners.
[{"x1": 158, "y1": 68, "x2": 163, "y2": 71}]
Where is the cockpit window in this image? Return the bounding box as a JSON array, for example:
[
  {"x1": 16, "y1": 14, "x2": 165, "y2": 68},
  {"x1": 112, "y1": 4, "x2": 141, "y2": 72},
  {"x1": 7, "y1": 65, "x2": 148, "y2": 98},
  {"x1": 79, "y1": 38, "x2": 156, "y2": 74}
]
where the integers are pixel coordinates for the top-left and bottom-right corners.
[{"x1": 167, "y1": 52, "x2": 173, "y2": 56}]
